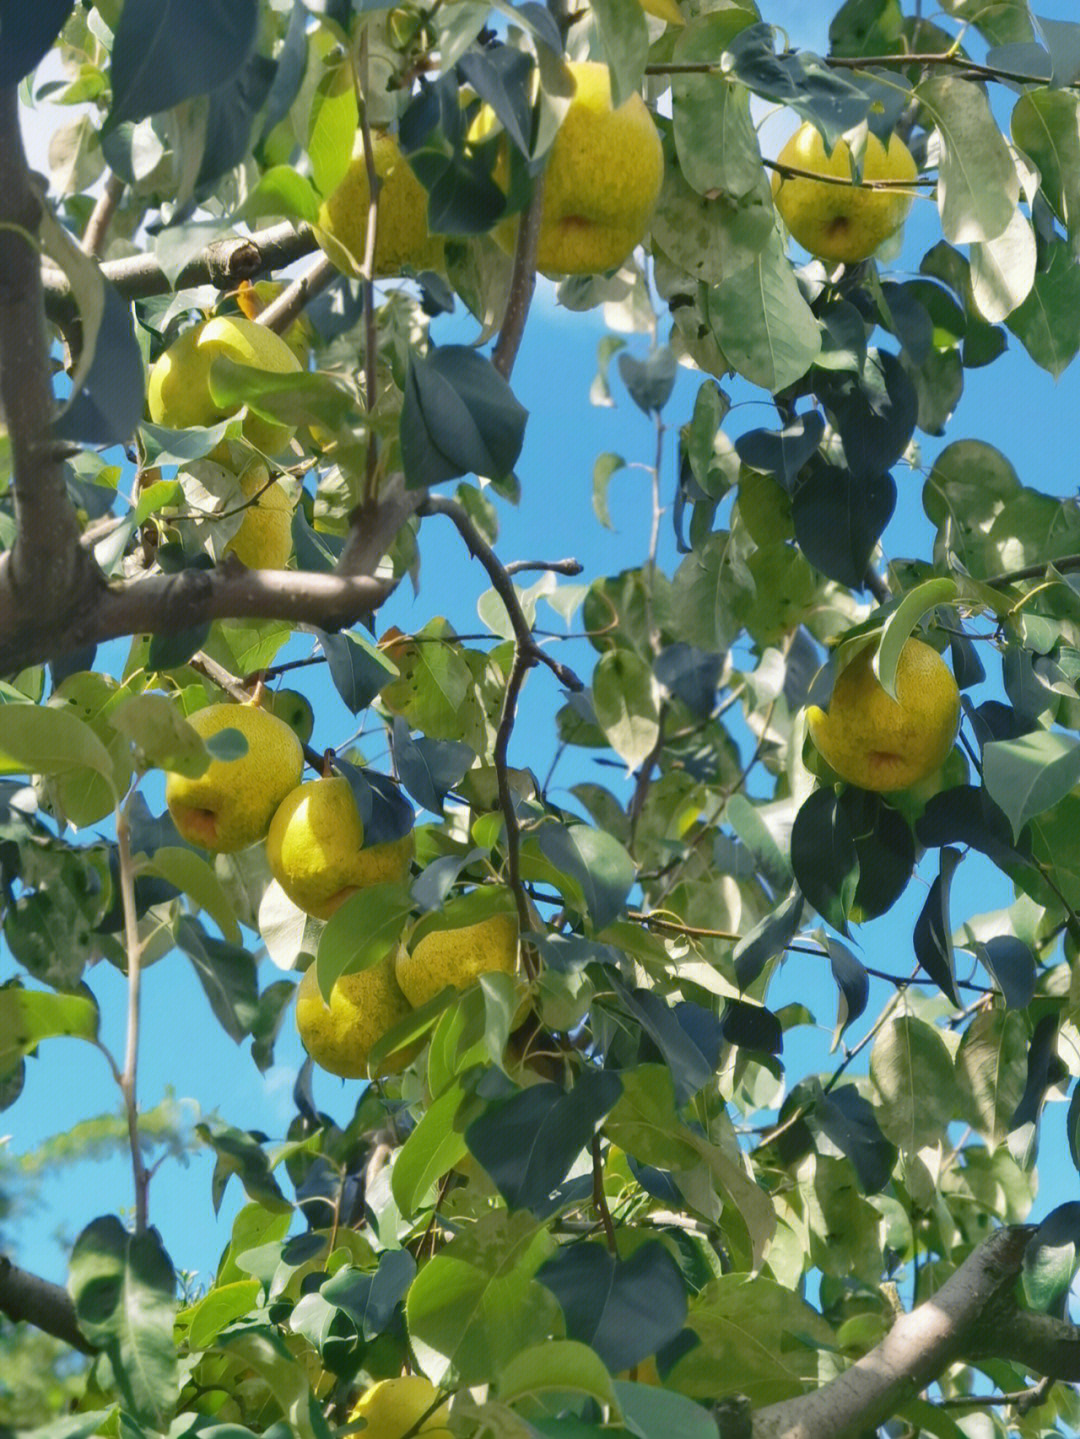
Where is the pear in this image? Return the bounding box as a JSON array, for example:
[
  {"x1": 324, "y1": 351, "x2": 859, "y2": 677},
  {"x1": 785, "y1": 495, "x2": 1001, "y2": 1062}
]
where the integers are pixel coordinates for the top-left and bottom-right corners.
[
  {"x1": 165, "y1": 703, "x2": 304, "y2": 853},
  {"x1": 315, "y1": 134, "x2": 445, "y2": 278},
  {"x1": 222, "y1": 459, "x2": 294, "y2": 570},
  {"x1": 348, "y1": 1376, "x2": 451, "y2": 1439},
  {"x1": 266, "y1": 775, "x2": 414, "y2": 919},
  {"x1": 395, "y1": 912, "x2": 518, "y2": 1009},
  {"x1": 492, "y1": 61, "x2": 664, "y2": 277},
  {"x1": 294, "y1": 953, "x2": 416, "y2": 1079},
  {"x1": 146, "y1": 314, "x2": 302, "y2": 455}
]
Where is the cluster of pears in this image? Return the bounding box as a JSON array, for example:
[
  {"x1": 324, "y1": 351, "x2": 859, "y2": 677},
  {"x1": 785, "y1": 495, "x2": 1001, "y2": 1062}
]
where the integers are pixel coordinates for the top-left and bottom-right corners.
[
  {"x1": 146, "y1": 292, "x2": 305, "y2": 571},
  {"x1": 314, "y1": 59, "x2": 664, "y2": 280},
  {"x1": 164, "y1": 700, "x2": 519, "y2": 1080}
]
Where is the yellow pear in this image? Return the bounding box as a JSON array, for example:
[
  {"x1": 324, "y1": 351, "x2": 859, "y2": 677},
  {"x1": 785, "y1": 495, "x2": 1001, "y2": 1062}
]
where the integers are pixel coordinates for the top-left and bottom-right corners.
[
  {"x1": 146, "y1": 315, "x2": 302, "y2": 454},
  {"x1": 222, "y1": 460, "x2": 294, "y2": 570},
  {"x1": 805, "y1": 638, "x2": 959, "y2": 793},
  {"x1": 315, "y1": 134, "x2": 445, "y2": 278},
  {"x1": 493, "y1": 60, "x2": 664, "y2": 276},
  {"x1": 772, "y1": 123, "x2": 918, "y2": 265},
  {"x1": 165, "y1": 702, "x2": 304, "y2": 852},
  {"x1": 348, "y1": 1376, "x2": 451, "y2": 1439},
  {"x1": 266, "y1": 775, "x2": 414, "y2": 920},
  {"x1": 294, "y1": 953, "x2": 416, "y2": 1079},
  {"x1": 395, "y1": 912, "x2": 518, "y2": 1009},
  {"x1": 233, "y1": 279, "x2": 312, "y2": 365}
]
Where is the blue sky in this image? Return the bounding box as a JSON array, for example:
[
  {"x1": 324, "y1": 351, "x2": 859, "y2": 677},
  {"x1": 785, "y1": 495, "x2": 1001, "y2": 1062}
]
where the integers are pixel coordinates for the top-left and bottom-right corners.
[{"x1": 7, "y1": 1, "x2": 1080, "y2": 1304}]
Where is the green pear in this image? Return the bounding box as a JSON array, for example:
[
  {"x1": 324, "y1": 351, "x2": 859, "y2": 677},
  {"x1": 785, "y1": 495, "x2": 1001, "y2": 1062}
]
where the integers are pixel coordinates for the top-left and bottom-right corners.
[{"x1": 294, "y1": 954, "x2": 416, "y2": 1078}]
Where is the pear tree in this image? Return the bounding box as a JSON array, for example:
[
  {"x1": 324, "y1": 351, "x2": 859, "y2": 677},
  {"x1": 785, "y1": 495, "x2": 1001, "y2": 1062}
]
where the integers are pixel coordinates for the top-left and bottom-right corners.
[{"x1": 8, "y1": 2, "x2": 1080, "y2": 1437}]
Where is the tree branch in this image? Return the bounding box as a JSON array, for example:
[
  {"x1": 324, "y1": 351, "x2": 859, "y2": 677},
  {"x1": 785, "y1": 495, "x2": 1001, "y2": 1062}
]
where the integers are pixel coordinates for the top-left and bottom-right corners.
[
  {"x1": 747, "y1": 1227, "x2": 1035, "y2": 1439},
  {"x1": 256, "y1": 252, "x2": 338, "y2": 334},
  {"x1": 81, "y1": 172, "x2": 125, "y2": 258},
  {"x1": 0, "y1": 86, "x2": 94, "y2": 609},
  {"x1": 0, "y1": 1255, "x2": 97, "y2": 1355},
  {"x1": 41, "y1": 220, "x2": 317, "y2": 317}
]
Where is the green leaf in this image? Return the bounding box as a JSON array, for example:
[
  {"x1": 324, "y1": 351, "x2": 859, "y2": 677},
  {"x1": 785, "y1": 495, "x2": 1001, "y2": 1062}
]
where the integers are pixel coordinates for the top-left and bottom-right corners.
[
  {"x1": 870, "y1": 1015, "x2": 958, "y2": 1152},
  {"x1": 983, "y1": 730, "x2": 1080, "y2": 840},
  {"x1": 110, "y1": 693, "x2": 211, "y2": 776},
  {"x1": 969, "y1": 208, "x2": 1037, "y2": 323},
  {"x1": 707, "y1": 232, "x2": 822, "y2": 393},
  {"x1": 0, "y1": 703, "x2": 116, "y2": 786},
  {"x1": 534, "y1": 822, "x2": 635, "y2": 931},
  {"x1": 321, "y1": 1250, "x2": 416, "y2": 1341},
  {"x1": 195, "y1": 1119, "x2": 291, "y2": 1214},
  {"x1": 593, "y1": 453, "x2": 625, "y2": 529},
  {"x1": 612, "y1": 1380, "x2": 719, "y2": 1439},
  {"x1": 1012, "y1": 88, "x2": 1080, "y2": 243},
  {"x1": 186, "y1": 1278, "x2": 261, "y2": 1350},
  {"x1": 401, "y1": 346, "x2": 529, "y2": 489},
  {"x1": 391, "y1": 1078, "x2": 470, "y2": 1216},
  {"x1": 0, "y1": 986, "x2": 99, "y2": 1076},
  {"x1": 315, "y1": 883, "x2": 413, "y2": 999},
  {"x1": 174, "y1": 916, "x2": 259, "y2": 1043},
  {"x1": 956, "y1": 1008, "x2": 1029, "y2": 1148},
  {"x1": 916, "y1": 76, "x2": 1019, "y2": 243},
  {"x1": 673, "y1": 53, "x2": 761, "y2": 199},
  {"x1": 315, "y1": 627, "x2": 399, "y2": 714},
  {"x1": 592, "y1": 649, "x2": 661, "y2": 771},
  {"x1": 308, "y1": 52, "x2": 357, "y2": 199},
  {"x1": 68, "y1": 1215, "x2": 177, "y2": 1427},
  {"x1": 496, "y1": 1339, "x2": 616, "y2": 1405},
  {"x1": 406, "y1": 1210, "x2": 560, "y2": 1386},
  {"x1": 108, "y1": 0, "x2": 258, "y2": 126},
  {"x1": 790, "y1": 788, "x2": 858, "y2": 935},
  {"x1": 873, "y1": 577, "x2": 958, "y2": 699},
  {"x1": 589, "y1": 0, "x2": 648, "y2": 109},
  {"x1": 148, "y1": 846, "x2": 240, "y2": 943},
  {"x1": 1005, "y1": 239, "x2": 1080, "y2": 376}
]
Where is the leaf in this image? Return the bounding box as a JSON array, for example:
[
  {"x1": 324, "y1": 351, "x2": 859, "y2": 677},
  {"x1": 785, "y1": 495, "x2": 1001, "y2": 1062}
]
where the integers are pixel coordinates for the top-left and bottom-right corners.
[
  {"x1": 315, "y1": 883, "x2": 414, "y2": 999},
  {"x1": 312, "y1": 627, "x2": 398, "y2": 715},
  {"x1": 391, "y1": 1080, "x2": 470, "y2": 1215},
  {"x1": 916, "y1": 76, "x2": 1019, "y2": 243},
  {"x1": 592, "y1": 649, "x2": 661, "y2": 771},
  {"x1": 870, "y1": 1015, "x2": 958, "y2": 1152},
  {"x1": 390, "y1": 719, "x2": 474, "y2": 814},
  {"x1": 186, "y1": 1279, "x2": 261, "y2": 1350},
  {"x1": 956, "y1": 1008, "x2": 1028, "y2": 1148},
  {"x1": 873, "y1": 578, "x2": 958, "y2": 699},
  {"x1": 401, "y1": 346, "x2": 529, "y2": 489},
  {"x1": 108, "y1": 0, "x2": 260, "y2": 125},
  {"x1": 816, "y1": 349, "x2": 918, "y2": 481},
  {"x1": 195, "y1": 1119, "x2": 291, "y2": 1214},
  {"x1": 1011, "y1": 89, "x2": 1080, "y2": 243},
  {"x1": 0, "y1": 703, "x2": 116, "y2": 786},
  {"x1": 0, "y1": 986, "x2": 99, "y2": 1076},
  {"x1": 465, "y1": 1070, "x2": 623, "y2": 1214},
  {"x1": 1022, "y1": 1203, "x2": 1080, "y2": 1317},
  {"x1": 0, "y1": 0, "x2": 75, "y2": 84},
  {"x1": 792, "y1": 463, "x2": 896, "y2": 589},
  {"x1": 974, "y1": 934, "x2": 1037, "y2": 1009},
  {"x1": 724, "y1": 24, "x2": 872, "y2": 146},
  {"x1": 912, "y1": 847, "x2": 962, "y2": 1006},
  {"x1": 982, "y1": 730, "x2": 1080, "y2": 840},
  {"x1": 68, "y1": 1216, "x2": 177, "y2": 1427},
  {"x1": 406, "y1": 1210, "x2": 560, "y2": 1386},
  {"x1": 618, "y1": 348, "x2": 677, "y2": 415},
  {"x1": 54, "y1": 282, "x2": 146, "y2": 447},
  {"x1": 808, "y1": 1085, "x2": 895, "y2": 1194},
  {"x1": 790, "y1": 788, "x2": 858, "y2": 935},
  {"x1": 970, "y1": 208, "x2": 1037, "y2": 323},
  {"x1": 496, "y1": 1339, "x2": 616, "y2": 1405},
  {"x1": 734, "y1": 411, "x2": 825, "y2": 486},
  {"x1": 110, "y1": 693, "x2": 211, "y2": 776},
  {"x1": 733, "y1": 890, "x2": 804, "y2": 989},
  {"x1": 1005, "y1": 239, "x2": 1080, "y2": 376},
  {"x1": 707, "y1": 232, "x2": 822, "y2": 393},
  {"x1": 589, "y1": 0, "x2": 648, "y2": 109},
  {"x1": 673, "y1": 49, "x2": 762, "y2": 199},
  {"x1": 534, "y1": 822, "x2": 635, "y2": 931},
  {"x1": 174, "y1": 916, "x2": 259, "y2": 1043},
  {"x1": 322, "y1": 1250, "x2": 417, "y2": 1341},
  {"x1": 537, "y1": 1241, "x2": 688, "y2": 1373},
  {"x1": 149, "y1": 846, "x2": 240, "y2": 944}
]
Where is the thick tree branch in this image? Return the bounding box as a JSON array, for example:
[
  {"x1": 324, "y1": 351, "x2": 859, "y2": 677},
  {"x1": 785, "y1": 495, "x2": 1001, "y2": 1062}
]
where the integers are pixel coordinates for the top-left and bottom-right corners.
[
  {"x1": 746, "y1": 1227, "x2": 1035, "y2": 1439},
  {"x1": 0, "y1": 1255, "x2": 97, "y2": 1355},
  {"x1": 41, "y1": 220, "x2": 317, "y2": 317},
  {"x1": 493, "y1": 174, "x2": 545, "y2": 381},
  {"x1": 0, "y1": 87, "x2": 91, "y2": 608}
]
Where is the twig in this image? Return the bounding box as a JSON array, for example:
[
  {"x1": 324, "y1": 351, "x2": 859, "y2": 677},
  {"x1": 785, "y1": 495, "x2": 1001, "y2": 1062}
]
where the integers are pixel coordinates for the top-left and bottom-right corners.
[
  {"x1": 591, "y1": 1135, "x2": 617, "y2": 1252},
  {"x1": 81, "y1": 172, "x2": 125, "y2": 257},
  {"x1": 256, "y1": 253, "x2": 337, "y2": 334},
  {"x1": 116, "y1": 790, "x2": 151, "y2": 1233},
  {"x1": 419, "y1": 494, "x2": 585, "y2": 692},
  {"x1": 492, "y1": 172, "x2": 545, "y2": 380},
  {"x1": 504, "y1": 557, "x2": 583, "y2": 577},
  {"x1": 494, "y1": 642, "x2": 537, "y2": 970},
  {"x1": 983, "y1": 553, "x2": 1080, "y2": 589},
  {"x1": 939, "y1": 1378, "x2": 1055, "y2": 1410},
  {"x1": 765, "y1": 157, "x2": 933, "y2": 191},
  {"x1": 356, "y1": 30, "x2": 381, "y2": 504}
]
